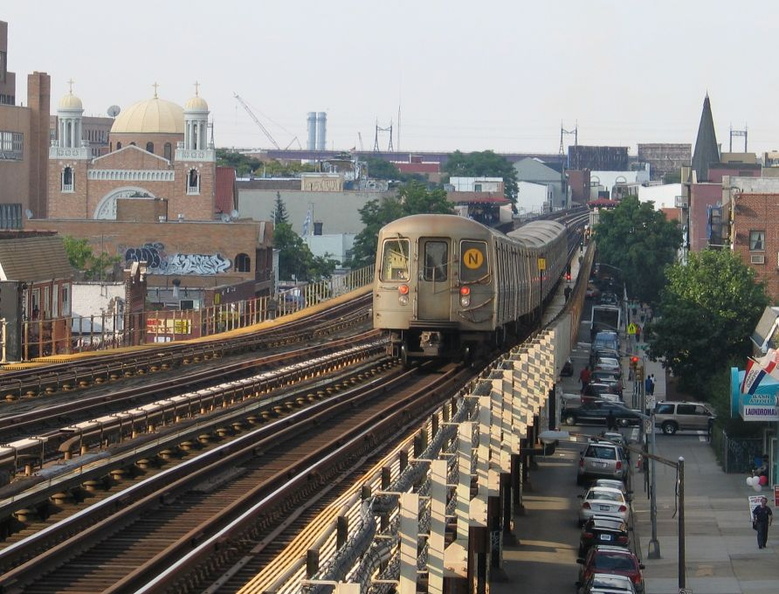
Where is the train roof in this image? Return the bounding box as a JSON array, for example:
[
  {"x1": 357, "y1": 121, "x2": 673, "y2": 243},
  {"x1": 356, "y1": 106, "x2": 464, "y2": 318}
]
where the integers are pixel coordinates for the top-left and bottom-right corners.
[
  {"x1": 379, "y1": 214, "x2": 565, "y2": 249},
  {"x1": 380, "y1": 214, "x2": 504, "y2": 239},
  {"x1": 507, "y1": 220, "x2": 566, "y2": 248}
]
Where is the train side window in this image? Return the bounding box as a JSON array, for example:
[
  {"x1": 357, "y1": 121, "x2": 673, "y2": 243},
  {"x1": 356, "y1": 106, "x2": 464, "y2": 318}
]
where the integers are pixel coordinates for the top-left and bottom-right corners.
[
  {"x1": 460, "y1": 240, "x2": 488, "y2": 282},
  {"x1": 380, "y1": 239, "x2": 410, "y2": 281},
  {"x1": 423, "y1": 241, "x2": 448, "y2": 282}
]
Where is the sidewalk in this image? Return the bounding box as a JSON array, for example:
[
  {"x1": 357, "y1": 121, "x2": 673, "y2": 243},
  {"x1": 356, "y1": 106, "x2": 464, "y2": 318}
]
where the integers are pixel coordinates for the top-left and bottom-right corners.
[{"x1": 632, "y1": 357, "x2": 779, "y2": 593}]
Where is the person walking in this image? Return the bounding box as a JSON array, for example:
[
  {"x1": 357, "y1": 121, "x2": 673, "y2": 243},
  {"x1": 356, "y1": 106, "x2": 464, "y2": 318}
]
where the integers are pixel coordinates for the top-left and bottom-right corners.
[
  {"x1": 644, "y1": 374, "x2": 655, "y2": 397},
  {"x1": 606, "y1": 409, "x2": 617, "y2": 431},
  {"x1": 564, "y1": 285, "x2": 572, "y2": 302},
  {"x1": 579, "y1": 365, "x2": 591, "y2": 393},
  {"x1": 753, "y1": 496, "x2": 773, "y2": 549}
]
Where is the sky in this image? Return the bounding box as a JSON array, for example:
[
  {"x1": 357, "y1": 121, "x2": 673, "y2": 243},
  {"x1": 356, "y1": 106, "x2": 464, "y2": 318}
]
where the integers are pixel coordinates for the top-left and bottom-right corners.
[{"x1": 4, "y1": 1, "x2": 778, "y2": 157}]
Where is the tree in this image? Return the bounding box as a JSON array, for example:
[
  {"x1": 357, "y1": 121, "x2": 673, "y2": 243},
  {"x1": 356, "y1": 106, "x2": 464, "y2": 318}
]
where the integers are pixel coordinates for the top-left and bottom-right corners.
[
  {"x1": 62, "y1": 236, "x2": 121, "y2": 281},
  {"x1": 272, "y1": 192, "x2": 289, "y2": 226},
  {"x1": 593, "y1": 196, "x2": 682, "y2": 305},
  {"x1": 646, "y1": 249, "x2": 770, "y2": 396},
  {"x1": 442, "y1": 150, "x2": 518, "y2": 210},
  {"x1": 346, "y1": 181, "x2": 454, "y2": 268},
  {"x1": 364, "y1": 157, "x2": 401, "y2": 180}
]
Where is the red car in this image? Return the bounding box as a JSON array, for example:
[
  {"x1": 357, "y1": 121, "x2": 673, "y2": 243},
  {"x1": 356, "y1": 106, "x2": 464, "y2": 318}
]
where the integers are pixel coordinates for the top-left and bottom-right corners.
[{"x1": 577, "y1": 545, "x2": 645, "y2": 593}]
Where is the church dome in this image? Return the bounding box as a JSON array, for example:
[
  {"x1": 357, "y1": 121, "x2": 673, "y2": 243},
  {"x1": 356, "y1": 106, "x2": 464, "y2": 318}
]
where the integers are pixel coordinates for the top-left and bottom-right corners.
[
  {"x1": 111, "y1": 95, "x2": 185, "y2": 134},
  {"x1": 185, "y1": 94, "x2": 209, "y2": 112},
  {"x1": 58, "y1": 91, "x2": 83, "y2": 110}
]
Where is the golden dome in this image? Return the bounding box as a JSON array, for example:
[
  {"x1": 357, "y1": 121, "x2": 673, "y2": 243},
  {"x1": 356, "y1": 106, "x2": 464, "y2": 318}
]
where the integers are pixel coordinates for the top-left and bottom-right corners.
[
  {"x1": 58, "y1": 91, "x2": 83, "y2": 110},
  {"x1": 111, "y1": 96, "x2": 185, "y2": 134},
  {"x1": 185, "y1": 95, "x2": 209, "y2": 112}
]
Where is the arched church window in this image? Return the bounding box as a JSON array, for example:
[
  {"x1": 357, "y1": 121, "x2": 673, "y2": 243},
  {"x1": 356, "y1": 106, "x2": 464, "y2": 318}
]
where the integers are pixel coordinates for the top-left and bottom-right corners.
[
  {"x1": 164, "y1": 143, "x2": 172, "y2": 160},
  {"x1": 116, "y1": 142, "x2": 122, "y2": 150},
  {"x1": 62, "y1": 166, "x2": 74, "y2": 193},
  {"x1": 187, "y1": 169, "x2": 200, "y2": 195},
  {"x1": 234, "y1": 253, "x2": 251, "y2": 272},
  {"x1": 146, "y1": 142, "x2": 154, "y2": 153}
]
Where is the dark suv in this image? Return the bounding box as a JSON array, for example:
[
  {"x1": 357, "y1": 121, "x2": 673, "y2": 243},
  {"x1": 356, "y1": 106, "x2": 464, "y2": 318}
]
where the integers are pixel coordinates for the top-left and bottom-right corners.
[{"x1": 653, "y1": 401, "x2": 715, "y2": 435}]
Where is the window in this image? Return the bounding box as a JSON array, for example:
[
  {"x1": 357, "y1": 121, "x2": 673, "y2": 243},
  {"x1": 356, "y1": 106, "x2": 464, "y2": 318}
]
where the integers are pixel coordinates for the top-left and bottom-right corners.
[
  {"x1": 750, "y1": 230, "x2": 765, "y2": 251},
  {"x1": 187, "y1": 168, "x2": 200, "y2": 194},
  {"x1": 380, "y1": 239, "x2": 409, "y2": 282},
  {"x1": 234, "y1": 253, "x2": 251, "y2": 272},
  {"x1": 164, "y1": 142, "x2": 172, "y2": 160},
  {"x1": 116, "y1": 142, "x2": 122, "y2": 150},
  {"x1": 62, "y1": 166, "x2": 74, "y2": 192},
  {"x1": 146, "y1": 141, "x2": 154, "y2": 153},
  {"x1": 423, "y1": 240, "x2": 448, "y2": 282}
]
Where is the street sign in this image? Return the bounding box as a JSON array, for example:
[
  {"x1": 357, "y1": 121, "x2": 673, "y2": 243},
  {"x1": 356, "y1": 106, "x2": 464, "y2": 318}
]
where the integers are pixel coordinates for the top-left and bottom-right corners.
[{"x1": 627, "y1": 323, "x2": 637, "y2": 335}]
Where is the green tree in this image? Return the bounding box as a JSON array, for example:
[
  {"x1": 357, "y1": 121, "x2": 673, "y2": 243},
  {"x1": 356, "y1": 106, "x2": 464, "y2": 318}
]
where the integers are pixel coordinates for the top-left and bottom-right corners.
[
  {"x1": 62, "y1": 236, "x2": 121, "y2": 281},
  {"x1": 364, "y1": 157, "x2": 401, "y2": 180},
  {"x1": 216, "y1": 149, "x2": 262, "y2": 177},
  {"x1": 646, "y1": 249, "x2": 769, "y2": 397},
  {"x1": 593, "y1": 196, "x2": 682, "y2": 305},
  {"x1": 346, "y1": 181, "x2": 454, "y2": 268},
  {"x1": 272, "y1": 192, "x2": 289, "y2": 226},
  {"x1": 442, "y1": 150, "x2": 518, "y2": 210}
]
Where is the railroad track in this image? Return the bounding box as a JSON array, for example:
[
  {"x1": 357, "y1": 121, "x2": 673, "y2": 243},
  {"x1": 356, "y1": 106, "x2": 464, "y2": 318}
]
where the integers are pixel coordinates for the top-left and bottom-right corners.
[
  {"x1": 0, "y1": 291, "x2": 371, "y2": 402},
  {"x1": 0, "y1": 359, "x2": 474, "y2": 593}
]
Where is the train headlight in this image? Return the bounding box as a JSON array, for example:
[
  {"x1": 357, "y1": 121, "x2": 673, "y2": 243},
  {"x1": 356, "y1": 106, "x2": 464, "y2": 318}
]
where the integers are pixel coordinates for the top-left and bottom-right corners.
[
  {"x1": 398, "y1": 284, "x2": 410, "y2": 305},
  {"x1": 459, "y1": 286, "x2": 471, "y2": 307}
]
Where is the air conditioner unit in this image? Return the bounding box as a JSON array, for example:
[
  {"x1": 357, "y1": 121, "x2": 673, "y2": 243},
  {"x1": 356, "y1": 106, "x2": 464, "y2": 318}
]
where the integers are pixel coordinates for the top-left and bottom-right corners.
[
  {"x1": 674, "y1": 195, "x2": 688, "y2": 208},
  {"x1": 751, "y1": 254, "x2": 765, "y2": 265}
]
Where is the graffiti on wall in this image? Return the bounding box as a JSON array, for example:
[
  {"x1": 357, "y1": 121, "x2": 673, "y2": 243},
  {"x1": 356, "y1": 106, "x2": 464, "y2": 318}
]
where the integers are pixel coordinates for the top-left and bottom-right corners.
[{"x1": 125, "y1": 242, "x2": 232, "y2": 275}]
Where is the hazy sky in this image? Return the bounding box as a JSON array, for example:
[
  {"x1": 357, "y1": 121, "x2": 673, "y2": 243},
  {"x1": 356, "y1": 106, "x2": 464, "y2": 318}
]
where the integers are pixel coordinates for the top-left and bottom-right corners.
[{"x1": 4, "y1": 2, "x2": 777, "y2": 156}]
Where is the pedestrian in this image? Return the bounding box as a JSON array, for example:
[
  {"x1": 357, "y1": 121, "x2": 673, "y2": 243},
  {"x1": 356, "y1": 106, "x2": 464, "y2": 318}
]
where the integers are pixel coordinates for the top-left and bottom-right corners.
[
  {"x1": 606, "y1": 409, "x2": 617, "y2": 431},
  {"x1": 753, "y1": 496, "x2": 773, "y2": 549},
  {"x1": 564, "y1": 285, "x2": 572, "y2": 302},
  {"x1": 644, "y1": 374, "x2": 655, "y2": 397},
  {"x1": 579, "y1": 365, "x2": 591, "y2": 392},
  {"x1": 636, "y1": 324, "x2": 642, "y2": 342}
]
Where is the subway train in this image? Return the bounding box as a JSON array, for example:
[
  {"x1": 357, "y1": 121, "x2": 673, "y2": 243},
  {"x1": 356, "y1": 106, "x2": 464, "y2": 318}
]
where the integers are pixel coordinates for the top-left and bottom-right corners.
[{"x1": 372, "y1": 214, "x2": 569, "y2": 364}]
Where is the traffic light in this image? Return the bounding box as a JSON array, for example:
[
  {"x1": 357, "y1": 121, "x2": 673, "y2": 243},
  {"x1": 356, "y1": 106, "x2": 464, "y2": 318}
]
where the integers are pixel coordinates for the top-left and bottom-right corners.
[
  {"x1": 636, "y1": 364, "x2": 645, "y2": 382},
  {"x1": 629, "y1": 356, "x2": 639, "y2": 373}
]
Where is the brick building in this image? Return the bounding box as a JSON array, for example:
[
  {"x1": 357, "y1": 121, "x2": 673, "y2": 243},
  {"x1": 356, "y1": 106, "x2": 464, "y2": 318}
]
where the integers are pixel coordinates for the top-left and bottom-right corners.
[{"x1": 31, "y1": 80, "x2": 274, "y2": 311}]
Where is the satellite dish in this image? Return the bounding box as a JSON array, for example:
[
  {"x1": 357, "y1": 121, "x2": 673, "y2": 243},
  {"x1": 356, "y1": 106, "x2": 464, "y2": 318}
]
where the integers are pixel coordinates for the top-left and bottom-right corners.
[
  {"x1": 230, "y1": 209, "x2": 239, "y2": 220},
  {"x1": 107, "y1": 105, "x2": 121, "y2": 117},
  {"x1": 24, "y1": 209, "x2": 33, "y2": 220}
]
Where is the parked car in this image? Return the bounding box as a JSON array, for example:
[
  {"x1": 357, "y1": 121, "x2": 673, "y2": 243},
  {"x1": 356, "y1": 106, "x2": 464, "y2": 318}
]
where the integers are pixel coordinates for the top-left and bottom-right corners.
[
  {"x1": 577, "y1": 486, "x2": 630, "y2": 525},
  {"x1": 593, "y1": 357, "x2": 621, "y2": 376},
  {"x1": 590, "y1": 347, "x2": 621, "y2": 368},
  {"x1": 593, "y1": 477, "x2": 629, "y2": 494},
  {"x1": 582, "y1": 383, "x2": 622, "y2": 403},
  {"x1": 578, "y1": 571, "x2": 637, "y2": 594},
  {"x1": 590, "y1": 373, "x2": 623, "y2": 398},
  {"x1": 563, "y1": 401, "x2": 642, "y2": 427},
  {"x1": 576, "y1": 440, "x2": 629, "y2": 485},
  {"x1": 592, "y1": 330, "x2": 620, "y2": 352},
  {"x1": 578, "y1": 515, "x2": 631, "y2": 556},
  {"x1": 599, "y1": 292, "x2": 620, "y2": 306},
  {"x1": 653, "y1": 401, "x2": 715, "y2": 435},
  {"x1": 577, "y1": 545, "x2": 645, "y2": 594}
]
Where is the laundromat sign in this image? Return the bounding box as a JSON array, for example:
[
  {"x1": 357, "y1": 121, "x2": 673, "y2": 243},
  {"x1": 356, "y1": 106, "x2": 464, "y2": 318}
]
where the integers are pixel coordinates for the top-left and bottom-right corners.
[
  {"x1": 731, "y1": 367, "x2": 779, "y2": 422},
  {"x1": 740, "y1": 393, "x2": 779, "y2": 422}
]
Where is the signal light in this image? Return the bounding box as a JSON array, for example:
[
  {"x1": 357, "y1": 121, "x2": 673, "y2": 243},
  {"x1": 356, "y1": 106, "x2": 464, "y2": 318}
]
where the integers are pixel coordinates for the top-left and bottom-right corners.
[{"x1": 629, "y1": 356, "x2": 639, "y2": 371}]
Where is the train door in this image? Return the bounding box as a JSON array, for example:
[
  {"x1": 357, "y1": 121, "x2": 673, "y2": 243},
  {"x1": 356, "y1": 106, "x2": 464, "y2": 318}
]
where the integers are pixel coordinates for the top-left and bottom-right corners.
[{"x1": 417, "y1": 238, "x2": 450, "y2": 321}]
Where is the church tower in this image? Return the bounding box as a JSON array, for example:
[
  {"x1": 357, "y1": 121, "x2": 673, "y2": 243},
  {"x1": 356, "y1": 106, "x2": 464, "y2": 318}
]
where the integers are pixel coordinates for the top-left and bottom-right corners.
[
  {"x1": 691, "y1": 94, "x2": 720, "y2": 183},
  {"x1": 48, "y1": 81, "x2": 90, "y2": 218}
]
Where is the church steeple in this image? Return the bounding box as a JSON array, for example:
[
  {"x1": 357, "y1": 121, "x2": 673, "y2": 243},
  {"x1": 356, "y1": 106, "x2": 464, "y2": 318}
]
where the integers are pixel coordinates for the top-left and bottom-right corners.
[{"x1": 691, "y1": 93, "x2": 720, "y2": 183}]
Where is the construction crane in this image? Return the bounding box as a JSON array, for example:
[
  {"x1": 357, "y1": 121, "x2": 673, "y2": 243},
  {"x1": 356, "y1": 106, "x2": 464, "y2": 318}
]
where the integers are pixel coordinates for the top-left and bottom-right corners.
[{"x1": 234, "y1": 93, "x2": 280, "y2": 150}]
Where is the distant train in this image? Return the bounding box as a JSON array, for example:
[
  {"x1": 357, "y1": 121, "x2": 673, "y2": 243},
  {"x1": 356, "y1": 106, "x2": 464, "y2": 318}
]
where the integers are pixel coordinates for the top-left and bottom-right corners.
[{"x1": 372, "y1": 214, "x2": 569, "y2": 364}]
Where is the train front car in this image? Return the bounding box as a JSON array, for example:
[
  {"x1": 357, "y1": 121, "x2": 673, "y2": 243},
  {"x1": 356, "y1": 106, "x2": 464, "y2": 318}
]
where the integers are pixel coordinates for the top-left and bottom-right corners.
[{"x1": 373, "y1": 214, "x2": 500, "y2": 365}]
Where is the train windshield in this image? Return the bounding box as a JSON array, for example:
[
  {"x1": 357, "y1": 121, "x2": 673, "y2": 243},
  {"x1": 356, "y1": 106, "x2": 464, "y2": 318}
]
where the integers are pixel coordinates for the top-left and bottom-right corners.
[
  {"x1": 459, "y1": 240, "x2": 488, "y2": 282},
  {"x1": 423, "y1": 241, "x2": 448, "y2": 282},
  {"x1": 380, "y1": 239, "x2": 410, "y2": 281}
]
